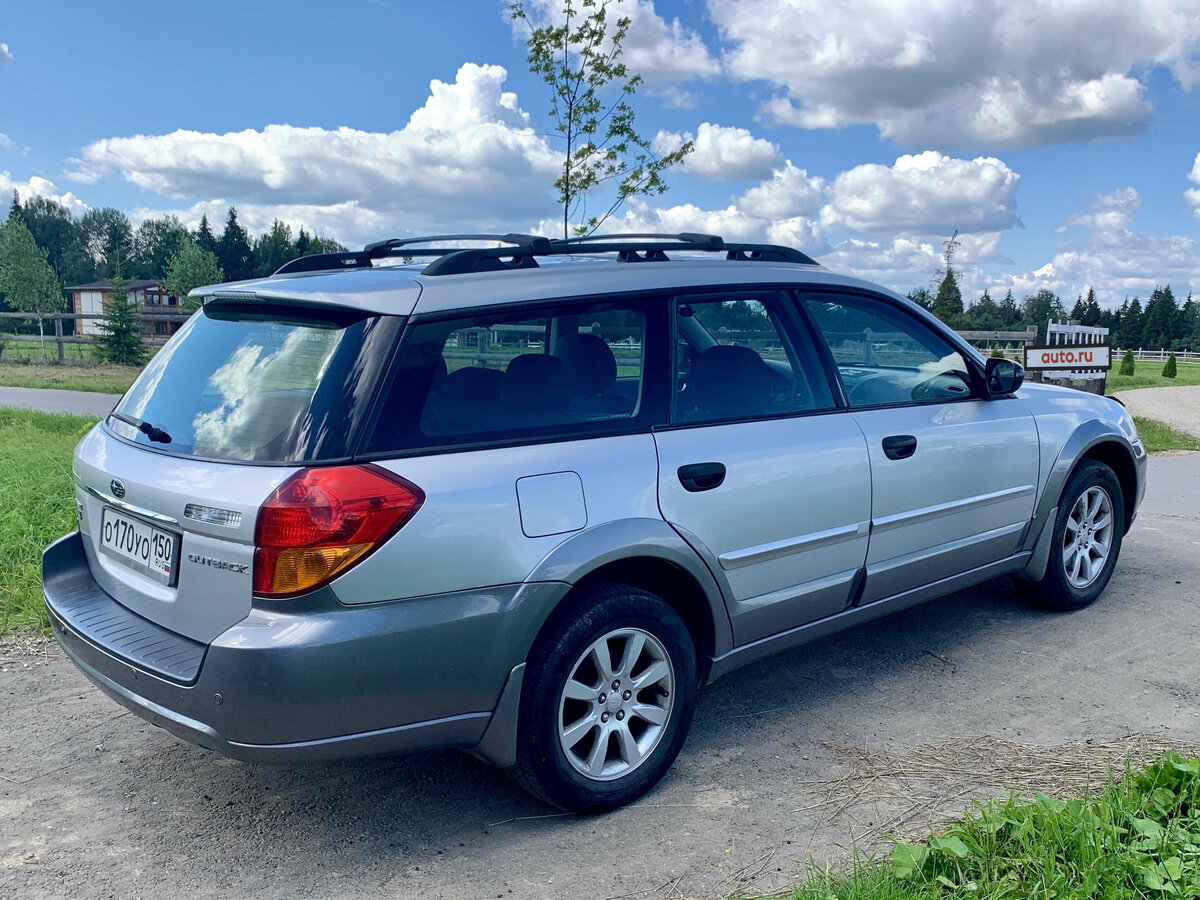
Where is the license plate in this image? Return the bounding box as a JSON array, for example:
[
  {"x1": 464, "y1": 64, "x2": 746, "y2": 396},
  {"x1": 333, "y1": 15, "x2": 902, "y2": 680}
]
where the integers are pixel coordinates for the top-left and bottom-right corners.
[{"x1": 99, "y1": 507, "x2": 180, "y2": 586}]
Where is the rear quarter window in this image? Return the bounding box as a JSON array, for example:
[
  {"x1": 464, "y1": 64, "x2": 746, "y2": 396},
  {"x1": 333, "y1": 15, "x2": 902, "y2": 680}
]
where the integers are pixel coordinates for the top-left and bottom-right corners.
[{"x1": 364, "y1": 299, "x2": 663, "y2": 454}]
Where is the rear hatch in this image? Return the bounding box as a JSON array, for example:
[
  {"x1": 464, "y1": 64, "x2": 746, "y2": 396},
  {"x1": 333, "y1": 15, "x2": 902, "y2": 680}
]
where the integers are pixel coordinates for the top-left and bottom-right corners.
[{"x1": 73, "y1": 300, "x2": 400, "y2": 643}]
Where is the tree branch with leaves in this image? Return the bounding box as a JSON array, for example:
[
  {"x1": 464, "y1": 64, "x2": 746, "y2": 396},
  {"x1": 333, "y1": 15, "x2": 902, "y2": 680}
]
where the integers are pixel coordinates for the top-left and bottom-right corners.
[{"x1": 511, "y1": 0, "x2": 692, "y2": 237}]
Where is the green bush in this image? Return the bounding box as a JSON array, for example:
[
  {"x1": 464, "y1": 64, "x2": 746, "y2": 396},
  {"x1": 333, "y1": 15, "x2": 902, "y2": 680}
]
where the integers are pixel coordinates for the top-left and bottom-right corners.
[
  {"x1": 1119, "y1": 349, "x2": 1136, "y2": 376},
  {"x1": 990, "y1": 346, "x2": 1006, "y2": 358},
  {"x1": 1163, "y1": 352, "x2": 1178, "y2": 379}
]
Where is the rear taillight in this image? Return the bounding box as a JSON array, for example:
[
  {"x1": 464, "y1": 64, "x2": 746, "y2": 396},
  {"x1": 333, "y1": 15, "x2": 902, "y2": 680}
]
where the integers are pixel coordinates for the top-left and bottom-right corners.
[{"x1": 253, "y1": 465, "x2": 423, "y2": 598}]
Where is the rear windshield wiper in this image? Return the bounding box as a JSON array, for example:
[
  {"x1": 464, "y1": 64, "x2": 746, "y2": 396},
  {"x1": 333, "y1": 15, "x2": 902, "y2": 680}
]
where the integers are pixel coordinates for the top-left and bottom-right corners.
[{"x1": 108, "y1": 411, "x2": 172, "y2": 444}]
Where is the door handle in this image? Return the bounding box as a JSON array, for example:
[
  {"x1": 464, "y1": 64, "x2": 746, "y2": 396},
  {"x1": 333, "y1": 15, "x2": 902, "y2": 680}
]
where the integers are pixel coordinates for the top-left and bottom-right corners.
[
  {"x1": 882, "y1": 435, "x2": 918, "y2": 460},
  {"x1": 678, "y1": 462, "x2": 726, "y2": 492}
]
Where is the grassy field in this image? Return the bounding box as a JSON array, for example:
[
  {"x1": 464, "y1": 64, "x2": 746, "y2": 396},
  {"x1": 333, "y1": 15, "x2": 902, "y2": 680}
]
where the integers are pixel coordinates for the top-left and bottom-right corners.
[
  {"x1": 0, "y1": 408, "x2": 97, "y2": 632},
  {"x1": 1106, "y1": 360, "x2": 1200, "y2": 393},
  {"x1": 778, "y1": 751, "x2": 1200, "y2": 899},
  {"x1": 0, "y1": 362, "x2": 139, "y2": 393},
  {"x1": 1135, "y1": 417, "x2": 1200, "y2": 453}
]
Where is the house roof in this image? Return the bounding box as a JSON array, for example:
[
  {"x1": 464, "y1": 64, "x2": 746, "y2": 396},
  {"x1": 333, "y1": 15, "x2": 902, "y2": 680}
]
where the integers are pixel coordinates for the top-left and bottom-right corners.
[{"x1": 66, "y1": 280, "x2": 163, "y2": 291}]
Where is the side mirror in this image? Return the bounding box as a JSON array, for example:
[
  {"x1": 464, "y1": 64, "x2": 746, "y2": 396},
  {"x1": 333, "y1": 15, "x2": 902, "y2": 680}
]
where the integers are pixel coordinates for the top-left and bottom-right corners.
[{"x1": 985, "y1": 357, "x2": 1024, "y2": 397}]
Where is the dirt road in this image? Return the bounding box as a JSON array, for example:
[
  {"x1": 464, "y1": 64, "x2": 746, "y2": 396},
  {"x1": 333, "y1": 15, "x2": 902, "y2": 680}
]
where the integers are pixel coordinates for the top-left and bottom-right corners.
[{"x1": 3, "y1": 455, "x2": 1199, "y2": 900}]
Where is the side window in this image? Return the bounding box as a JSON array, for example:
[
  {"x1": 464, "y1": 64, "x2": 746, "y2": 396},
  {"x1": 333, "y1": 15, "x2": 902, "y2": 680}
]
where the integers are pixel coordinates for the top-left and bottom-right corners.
[
  {"x1": 803, "y1": 294, "x2": 976, "y2": 407},
  {"x1": 673, "y1": 292, "x2": 834, "y2": 423},
  {"x1": 365, "y1": 302, "x2": 650, "y2": 452}
]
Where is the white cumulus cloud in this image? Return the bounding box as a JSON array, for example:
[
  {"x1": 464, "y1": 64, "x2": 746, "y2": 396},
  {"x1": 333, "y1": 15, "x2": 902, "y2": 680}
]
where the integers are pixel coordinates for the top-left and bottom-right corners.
[
  {"x1": 709, "y1": 0, "x2": 1200, "y2": 149},
  {"x1": 1186, "y1": 152, "x2": 1200, "y2": 221},
  {"x1": 66, "y1": 63, "x2": 560, "y2": 242},
  {"x1": 654, "y1": 123, "x2": 784, "y2": 181},
  {"x1": 985, "y1": 188, "x2": 1199, "y2": 305},
  {"x1": 820, "y1": 151, "x2": 1021, "y2": 234},
  {"x1": 737, "y1": 162, "x2": 824, "y2": 219},
  {"x1": 0, "y1": 42, "x2": 12, "y2": 72},
  {"x1": 0, "y1": 171, "x2": 89, "y2": 217}
]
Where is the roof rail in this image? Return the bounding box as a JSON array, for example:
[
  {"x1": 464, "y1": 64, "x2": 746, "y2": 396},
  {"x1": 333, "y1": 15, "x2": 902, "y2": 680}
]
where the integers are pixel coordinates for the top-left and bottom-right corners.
[
  {"x1": 273, "y1": 232, "x2": 819, "y2": 277},
  {"x1": 274, "y1": 234, "x2": 552, "y2": 276},
  {"x1": 423, "y1": 233, "x2": 819, "y2": 275}
]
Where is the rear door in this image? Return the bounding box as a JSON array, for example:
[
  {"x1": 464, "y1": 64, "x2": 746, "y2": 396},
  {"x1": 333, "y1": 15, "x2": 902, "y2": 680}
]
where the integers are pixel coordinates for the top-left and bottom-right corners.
[
  {"x1": 801, "y1": 292, "x2": 1040, "y2": 603},
  {"x1": 653, "y1": 291, "x2": 872, "y2": 645}
]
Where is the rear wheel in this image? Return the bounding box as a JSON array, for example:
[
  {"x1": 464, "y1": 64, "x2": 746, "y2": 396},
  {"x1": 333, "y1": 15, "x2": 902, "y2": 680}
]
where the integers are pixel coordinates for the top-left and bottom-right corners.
[
  {"x1": 512, "y1": 582, "x2": 698, "y2": 812},
  {"x1": 1018, "y1": 460, "x2": 1124, "y2": 611}
]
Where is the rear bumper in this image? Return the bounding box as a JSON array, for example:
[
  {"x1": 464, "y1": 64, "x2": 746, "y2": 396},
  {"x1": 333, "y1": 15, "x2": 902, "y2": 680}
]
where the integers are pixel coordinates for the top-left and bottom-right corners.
[{"x1": 44, "y1": 532, "x2": 562, "y2": 763}]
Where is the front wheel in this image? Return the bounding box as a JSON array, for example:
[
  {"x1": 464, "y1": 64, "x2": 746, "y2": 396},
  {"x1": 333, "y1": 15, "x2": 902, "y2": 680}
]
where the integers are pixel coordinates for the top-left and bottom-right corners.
[
  {"x1": 1018, "y1": 460, "x2": 1125, "y2": 611},
  {"x1": 512, "y1": 582, "x2": 698, "y2": 812}
]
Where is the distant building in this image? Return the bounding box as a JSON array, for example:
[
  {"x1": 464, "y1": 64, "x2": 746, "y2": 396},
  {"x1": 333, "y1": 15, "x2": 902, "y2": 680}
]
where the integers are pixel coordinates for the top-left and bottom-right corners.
[{"x1": 65, "y1": 280, "x2": 184, "y2": 337}]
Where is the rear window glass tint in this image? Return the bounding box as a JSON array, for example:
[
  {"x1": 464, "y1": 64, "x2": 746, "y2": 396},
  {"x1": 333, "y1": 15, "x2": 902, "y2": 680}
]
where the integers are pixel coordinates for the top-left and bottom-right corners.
[{"x1": 108, "y1": 305, "x2": 394, "y2": 462}]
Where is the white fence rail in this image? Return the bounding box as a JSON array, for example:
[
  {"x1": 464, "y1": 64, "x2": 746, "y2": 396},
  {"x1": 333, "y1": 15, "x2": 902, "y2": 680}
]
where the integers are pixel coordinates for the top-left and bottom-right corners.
[{"x1": 1116, "y1": 348, "x2": 1200, "y2": 364}]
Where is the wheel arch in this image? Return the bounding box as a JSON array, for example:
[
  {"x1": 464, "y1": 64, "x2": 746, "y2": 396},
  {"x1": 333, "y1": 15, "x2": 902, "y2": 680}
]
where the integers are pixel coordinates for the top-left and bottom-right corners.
[
  {"x1": 470, "y1": 519, "x2": 732, "y2": 770},
  {"x1": 1027, "y1": 421, "x2": 1141, "y2": 546},
  {"x1": 525, "y1": 517, "x2": 733, "y2": 667}
]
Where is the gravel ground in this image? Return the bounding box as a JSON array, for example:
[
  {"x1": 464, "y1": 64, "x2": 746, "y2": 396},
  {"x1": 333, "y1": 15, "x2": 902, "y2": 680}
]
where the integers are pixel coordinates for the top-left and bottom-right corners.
[
  {"x1": 3, "y1": 455, "x2": 1199, "y2": 900},
  {"x1": 1115, "y1": 385, "x2": 1200, "y2": 437}
]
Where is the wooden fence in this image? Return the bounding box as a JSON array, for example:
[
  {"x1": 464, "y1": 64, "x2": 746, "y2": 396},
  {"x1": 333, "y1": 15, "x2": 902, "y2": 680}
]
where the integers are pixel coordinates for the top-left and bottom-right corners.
[{"x1": 0, "y1": 310, "x2": 192, "y2": 362}]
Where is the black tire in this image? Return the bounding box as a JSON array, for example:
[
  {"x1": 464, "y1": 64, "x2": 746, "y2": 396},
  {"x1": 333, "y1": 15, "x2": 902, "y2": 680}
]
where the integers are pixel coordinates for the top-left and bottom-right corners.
[
  {"x1": 512, "y1": 582, "x2": 699, "y2": 813},
  {"x1": 1017, "y1": 460, "x2": 1125, "y2": 611}
]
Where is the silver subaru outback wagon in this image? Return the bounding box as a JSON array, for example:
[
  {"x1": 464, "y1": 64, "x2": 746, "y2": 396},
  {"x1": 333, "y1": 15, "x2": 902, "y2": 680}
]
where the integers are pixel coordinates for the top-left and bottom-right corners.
[{"x1": 44, "y1": 233, "x2": 1146, "y2": 812}]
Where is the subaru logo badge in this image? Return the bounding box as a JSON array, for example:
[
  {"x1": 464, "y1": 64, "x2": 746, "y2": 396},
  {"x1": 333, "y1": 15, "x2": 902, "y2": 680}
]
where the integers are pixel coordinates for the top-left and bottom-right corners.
[{"x1": 110, "y1": 479, "x2": 126, "y2": 499}]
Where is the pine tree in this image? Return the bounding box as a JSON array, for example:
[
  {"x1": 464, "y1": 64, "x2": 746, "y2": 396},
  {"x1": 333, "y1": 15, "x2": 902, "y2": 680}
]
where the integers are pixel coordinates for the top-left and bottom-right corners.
[
  {"x1": 1119, "y1": 349, "x2": 1136, "y2": 376},
  {"x1": 1080, "y1": 288, "x2": 1102, "y2": 326},
  {"x1": 1116, "y1": 298, "x2": 1144, "y2": 348},
  {"x1": 94, "y1": 272, "x2": 148, "y2": 366},
  {"x1": 997, "y1": 289, "x2": 1020, "y2": 328},
  {"x1": 217, "y1": 207, "x2": 253, "y2": 281},
  {"x1": 1162, "y1": 352, "x2": 1177, "y2": 379},
  {"x1": 196, "y1": 214, "x2": 218, "y2": 257},
  {"x1": 1141, "y1": 285, "x2": 1179, "y2": 350},
  {"x1": 930, "y1": 231, "x2": 963, "y2": 325},
  {"x1": 906, "y1": 287, "x2": 933, "y2": 311},
  {"x1": 965, "y1": 289, "x2": 999, "y2": 329}
]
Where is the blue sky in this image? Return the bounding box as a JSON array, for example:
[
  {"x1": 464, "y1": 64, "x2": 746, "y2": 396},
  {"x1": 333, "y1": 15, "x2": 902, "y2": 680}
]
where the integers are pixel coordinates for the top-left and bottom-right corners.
[{"x1": 2, "y1": 0, "x2": 1200, "y2": 306}]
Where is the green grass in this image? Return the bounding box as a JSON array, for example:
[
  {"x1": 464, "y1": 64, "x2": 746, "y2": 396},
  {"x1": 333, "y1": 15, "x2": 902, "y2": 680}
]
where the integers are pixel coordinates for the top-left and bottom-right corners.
[
  {"x1": 777, "y1": 751, "x2": 1200, "y2": 899},
  {"x1": 0, "y1": 362, "x2": 138, "y2": 393},
  {"x1": 1134, "y1": 417, "x2": 1200, "y2": 453},
  {"x1": 0, "y1": 408, "x2": 97, "y2": 633},
  {"x1": 1106, "y1": 361, "x2": 1200, "y2": 393}
]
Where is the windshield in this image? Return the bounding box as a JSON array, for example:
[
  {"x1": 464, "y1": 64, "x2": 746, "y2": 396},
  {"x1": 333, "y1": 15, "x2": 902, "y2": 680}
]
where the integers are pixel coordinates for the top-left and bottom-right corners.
[{"x1": 108, "y1": 303, "x2": 398, "y2": 463}]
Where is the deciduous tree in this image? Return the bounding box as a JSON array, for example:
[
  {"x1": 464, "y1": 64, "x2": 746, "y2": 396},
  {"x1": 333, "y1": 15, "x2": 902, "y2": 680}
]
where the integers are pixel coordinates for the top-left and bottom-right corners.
[
  {"x1": 511, "y1": 0, "x2": 692, "y2": 236},
  {"x1": 163, "y1": 236, "x2": 224, "y2": 311},
  {"x1": 132, "y1": 215, "x2": 188, "y2": 280},
  {"x1": 81, "y1": 207, "x2": 133, "y2": 278},
  {"x1": 0, "y1": 215, "x2": 63, "y2": 360}
]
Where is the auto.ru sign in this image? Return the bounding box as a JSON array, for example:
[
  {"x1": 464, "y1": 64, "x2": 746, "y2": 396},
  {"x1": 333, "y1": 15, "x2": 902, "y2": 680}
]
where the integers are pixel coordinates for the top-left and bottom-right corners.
[{"x1": 1023, "y1": 344, "x2": 1112, "y2": 371}]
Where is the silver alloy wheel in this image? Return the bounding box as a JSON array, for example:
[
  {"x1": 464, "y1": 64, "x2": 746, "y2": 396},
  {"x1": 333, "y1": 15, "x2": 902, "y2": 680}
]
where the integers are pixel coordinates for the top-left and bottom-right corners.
[
  {"x1": 1062, "y1": 485, "x2": 1115, "y2": 589},
  {"x1": 557, "y1": 627, "x2": 675, "y2": 782}
]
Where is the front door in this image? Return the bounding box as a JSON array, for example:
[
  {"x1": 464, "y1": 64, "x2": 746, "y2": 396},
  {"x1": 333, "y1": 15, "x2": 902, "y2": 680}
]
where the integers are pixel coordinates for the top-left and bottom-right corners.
[{"x1": 802, "y1": 292, "x2": 1039, "y2": 603}]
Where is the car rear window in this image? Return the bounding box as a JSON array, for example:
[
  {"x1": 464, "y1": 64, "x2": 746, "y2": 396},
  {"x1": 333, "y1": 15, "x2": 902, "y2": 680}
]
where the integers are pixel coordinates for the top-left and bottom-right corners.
[{"x1": 107, "y1": 303, "x2": 399, "y2": 463}]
